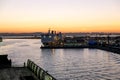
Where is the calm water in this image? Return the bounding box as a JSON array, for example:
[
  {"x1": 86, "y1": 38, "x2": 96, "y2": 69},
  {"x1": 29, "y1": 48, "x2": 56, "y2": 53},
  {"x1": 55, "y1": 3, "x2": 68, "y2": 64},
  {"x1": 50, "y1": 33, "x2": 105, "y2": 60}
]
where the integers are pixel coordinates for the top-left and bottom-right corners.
[{"x1": 0, "y1": 39, "x2": 120, "y2": 80}]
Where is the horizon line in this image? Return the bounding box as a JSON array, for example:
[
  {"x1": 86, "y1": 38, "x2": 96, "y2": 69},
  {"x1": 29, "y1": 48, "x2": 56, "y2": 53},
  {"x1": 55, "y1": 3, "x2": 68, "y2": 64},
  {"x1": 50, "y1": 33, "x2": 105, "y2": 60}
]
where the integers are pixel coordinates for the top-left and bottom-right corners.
[{"x1": 0, "y1": 32, "x2": 120, "y2": 34}]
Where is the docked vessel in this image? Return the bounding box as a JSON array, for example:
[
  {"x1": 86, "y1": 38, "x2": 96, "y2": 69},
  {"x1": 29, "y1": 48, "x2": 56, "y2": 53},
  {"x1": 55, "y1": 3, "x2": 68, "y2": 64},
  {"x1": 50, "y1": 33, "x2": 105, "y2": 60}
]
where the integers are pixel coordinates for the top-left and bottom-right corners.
[
  {"x1": 41, "y1": 29, "x2": 63, "y2": 48},
  {"x1": 40, "y1": 29, "x2": 88, "y2": 48}
]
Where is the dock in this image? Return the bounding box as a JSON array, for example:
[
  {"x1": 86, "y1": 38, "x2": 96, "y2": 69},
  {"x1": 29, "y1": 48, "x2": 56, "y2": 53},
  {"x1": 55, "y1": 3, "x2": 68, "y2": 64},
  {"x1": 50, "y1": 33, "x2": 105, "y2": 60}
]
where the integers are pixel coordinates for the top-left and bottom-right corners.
[
  {"x1": 0, "y1": 67, "x2": 39, "y2": 80},
  {"x1": 0, "y1": 55, "x2": 56, "y2": 80}
]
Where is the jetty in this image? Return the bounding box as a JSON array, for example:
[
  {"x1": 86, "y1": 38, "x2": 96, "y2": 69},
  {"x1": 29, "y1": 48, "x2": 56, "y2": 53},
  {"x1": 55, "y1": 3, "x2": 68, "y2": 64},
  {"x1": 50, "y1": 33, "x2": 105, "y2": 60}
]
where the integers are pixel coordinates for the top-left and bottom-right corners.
[{"x1": 0, "y1": 55, "x2": 56, "y2": 80}]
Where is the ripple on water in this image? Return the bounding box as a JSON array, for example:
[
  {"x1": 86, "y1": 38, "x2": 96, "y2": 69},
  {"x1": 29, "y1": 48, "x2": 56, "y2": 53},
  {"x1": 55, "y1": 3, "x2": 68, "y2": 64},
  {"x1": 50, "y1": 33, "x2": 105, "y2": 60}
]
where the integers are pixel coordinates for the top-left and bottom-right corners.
[{"x1": 1, "y1": 39, "x2": 120, "y2": 80}]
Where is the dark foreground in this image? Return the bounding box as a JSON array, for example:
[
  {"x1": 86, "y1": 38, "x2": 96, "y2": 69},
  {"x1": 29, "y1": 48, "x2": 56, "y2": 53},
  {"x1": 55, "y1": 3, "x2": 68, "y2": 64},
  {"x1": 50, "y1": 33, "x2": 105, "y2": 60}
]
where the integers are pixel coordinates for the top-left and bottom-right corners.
[
  {"x1": 0, "y1": 56, "x2": 56, "y2": 80},
  {"x1": 0, "y1": 67, "x2": 39, "y2": 80}
]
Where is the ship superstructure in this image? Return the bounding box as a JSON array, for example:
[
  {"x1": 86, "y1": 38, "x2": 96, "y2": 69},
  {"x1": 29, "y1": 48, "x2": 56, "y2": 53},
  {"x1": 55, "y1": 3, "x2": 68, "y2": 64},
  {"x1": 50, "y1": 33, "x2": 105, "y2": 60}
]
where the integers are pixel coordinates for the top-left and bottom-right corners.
[{"x1": 41, "y1": 29, "x2": 63, "y2": 47}]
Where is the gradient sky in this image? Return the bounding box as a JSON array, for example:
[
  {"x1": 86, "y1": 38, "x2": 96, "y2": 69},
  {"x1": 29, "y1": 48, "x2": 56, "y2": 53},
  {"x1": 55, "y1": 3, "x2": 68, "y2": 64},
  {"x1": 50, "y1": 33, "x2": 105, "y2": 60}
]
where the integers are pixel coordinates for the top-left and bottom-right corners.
[{"x1": 0, "y1": 0, "x2": 120, "y2": 33}]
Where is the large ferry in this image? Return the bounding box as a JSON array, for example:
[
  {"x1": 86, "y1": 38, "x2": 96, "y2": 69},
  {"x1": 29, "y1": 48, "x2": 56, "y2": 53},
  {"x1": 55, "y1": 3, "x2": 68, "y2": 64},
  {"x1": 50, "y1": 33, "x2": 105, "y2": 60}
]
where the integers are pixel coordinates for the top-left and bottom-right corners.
[
  {"x1": 41, "y1": 29, "x2": 63, "y2": 48},
  {"x1": 40, "y1": 30, "x2": 120, "y2": 50},
  {"x1": 40, "y1": 29, "x2": 88, "y2": 48}
]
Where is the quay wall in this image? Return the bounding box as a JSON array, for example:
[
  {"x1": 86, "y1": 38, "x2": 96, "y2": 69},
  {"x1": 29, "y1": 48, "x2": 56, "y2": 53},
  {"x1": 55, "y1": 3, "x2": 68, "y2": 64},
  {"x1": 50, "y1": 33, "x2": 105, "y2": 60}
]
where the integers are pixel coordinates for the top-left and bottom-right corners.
[
  {"x1": 41, "y1": 45, "x2": 120, "y2": 54},
  {"x1": 96, "y1": 46, "x2": 120, "y2": 54}
]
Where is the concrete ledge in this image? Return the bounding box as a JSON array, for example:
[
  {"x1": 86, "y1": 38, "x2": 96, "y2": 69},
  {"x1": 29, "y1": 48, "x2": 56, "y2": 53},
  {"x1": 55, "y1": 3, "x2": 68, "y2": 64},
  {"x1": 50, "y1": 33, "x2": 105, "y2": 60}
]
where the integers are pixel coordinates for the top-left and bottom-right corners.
[{"x1": 0, "y1": 67, "x2": 39, "y2": 80}]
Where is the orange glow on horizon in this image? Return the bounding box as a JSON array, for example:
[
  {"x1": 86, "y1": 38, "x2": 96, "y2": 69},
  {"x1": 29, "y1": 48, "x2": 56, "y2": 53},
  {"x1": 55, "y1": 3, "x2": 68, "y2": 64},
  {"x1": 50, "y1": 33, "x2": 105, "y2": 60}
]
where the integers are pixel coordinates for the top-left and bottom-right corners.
[{"x1": 0, "y1": 23, "x2": 120, "y2": 33}]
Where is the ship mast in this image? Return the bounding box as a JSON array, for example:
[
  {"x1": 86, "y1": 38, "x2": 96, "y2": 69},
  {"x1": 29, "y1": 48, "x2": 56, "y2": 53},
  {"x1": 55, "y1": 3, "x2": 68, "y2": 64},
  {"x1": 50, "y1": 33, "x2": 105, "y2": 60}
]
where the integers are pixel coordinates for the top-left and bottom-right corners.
[{"x1": 48, "y1": 28, "x2": 51, "y2": 33}]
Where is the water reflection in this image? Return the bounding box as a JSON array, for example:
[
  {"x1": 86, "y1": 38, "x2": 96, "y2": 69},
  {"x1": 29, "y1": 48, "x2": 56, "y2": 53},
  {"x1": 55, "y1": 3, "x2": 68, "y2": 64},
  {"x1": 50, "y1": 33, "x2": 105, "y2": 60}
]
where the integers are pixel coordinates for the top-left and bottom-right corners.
[{"x1": 40, "y1": 49, "x2": 120, "y2": 80}]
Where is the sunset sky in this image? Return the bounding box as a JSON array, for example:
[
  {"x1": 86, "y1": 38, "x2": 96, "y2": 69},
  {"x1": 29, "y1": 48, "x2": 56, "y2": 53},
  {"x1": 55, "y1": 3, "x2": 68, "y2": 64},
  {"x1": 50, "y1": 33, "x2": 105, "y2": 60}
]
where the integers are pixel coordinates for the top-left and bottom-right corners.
[{"x1": 0, "y1": 0, "x2": 120, "y2": 33}]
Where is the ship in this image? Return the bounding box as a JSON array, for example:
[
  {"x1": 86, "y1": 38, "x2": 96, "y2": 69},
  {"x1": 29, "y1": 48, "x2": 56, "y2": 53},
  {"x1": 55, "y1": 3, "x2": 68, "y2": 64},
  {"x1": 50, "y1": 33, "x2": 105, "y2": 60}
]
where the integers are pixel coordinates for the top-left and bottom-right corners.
[
  {"x1": 40, "y1": 29, "x2": 88, "y2": 48},
  {"x1": 40, "y1": 30, "x2": 120, "y2": 49},
  {"x1": 41, "y1": 29, "x2": 63, "y2": 48}
]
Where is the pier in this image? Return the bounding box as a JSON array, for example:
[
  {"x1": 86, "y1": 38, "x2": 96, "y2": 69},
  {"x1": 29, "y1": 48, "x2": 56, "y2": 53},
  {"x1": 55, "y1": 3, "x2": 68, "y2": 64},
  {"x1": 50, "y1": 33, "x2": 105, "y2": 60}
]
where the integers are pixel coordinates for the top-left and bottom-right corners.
[{"x1": 0, "y1": 56, "x2": 56, "y2": 80}]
